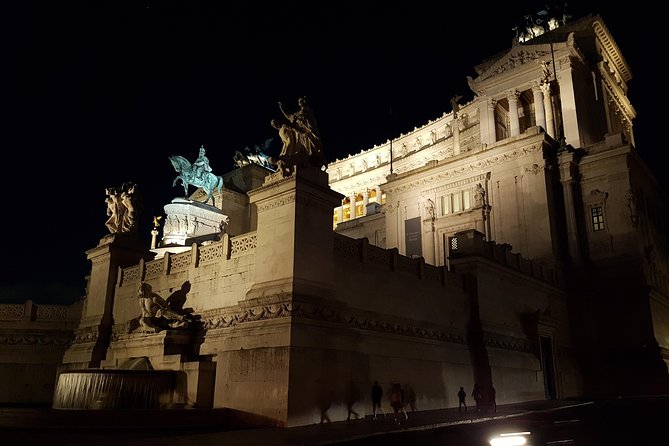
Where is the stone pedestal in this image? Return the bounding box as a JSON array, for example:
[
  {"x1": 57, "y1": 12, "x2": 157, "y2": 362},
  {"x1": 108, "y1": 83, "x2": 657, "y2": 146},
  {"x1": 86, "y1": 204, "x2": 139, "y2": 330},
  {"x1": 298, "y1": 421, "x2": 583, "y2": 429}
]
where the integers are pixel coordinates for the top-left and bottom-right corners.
[
  {"x1": 62, "y1": 234, "x2": 154, "y2": 368},
  {"x1": 160, "y1": 198, "x2": 228, "y2": 247},
  {"x1": 246, "y1": 167, "x2": 344, "y2": 301}
]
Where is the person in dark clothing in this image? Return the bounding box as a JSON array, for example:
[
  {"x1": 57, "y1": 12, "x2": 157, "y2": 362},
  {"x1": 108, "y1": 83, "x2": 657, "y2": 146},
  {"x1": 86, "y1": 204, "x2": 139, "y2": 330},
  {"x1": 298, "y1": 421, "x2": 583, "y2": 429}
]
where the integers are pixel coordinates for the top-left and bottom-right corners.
[
  {"x1": 488, "y1": 383, "x2": 497, "y2": 413},
  {"x1": 458, "y1": 386, "x2": 467, "y2": 413},
  {"x1": 472, "y1": 383, "x2": 482, "y2": 412},
  {"x1": 371, "y1": 381, "x2": 385, "y2": 420}
]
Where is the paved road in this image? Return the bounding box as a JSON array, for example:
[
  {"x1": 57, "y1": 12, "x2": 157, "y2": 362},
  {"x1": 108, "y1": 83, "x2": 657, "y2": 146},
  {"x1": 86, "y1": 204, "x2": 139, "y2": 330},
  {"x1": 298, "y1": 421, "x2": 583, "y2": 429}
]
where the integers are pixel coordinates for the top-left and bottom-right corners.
[{"x1": 3, "y1": 397, "x2": 667, "y2": 445}]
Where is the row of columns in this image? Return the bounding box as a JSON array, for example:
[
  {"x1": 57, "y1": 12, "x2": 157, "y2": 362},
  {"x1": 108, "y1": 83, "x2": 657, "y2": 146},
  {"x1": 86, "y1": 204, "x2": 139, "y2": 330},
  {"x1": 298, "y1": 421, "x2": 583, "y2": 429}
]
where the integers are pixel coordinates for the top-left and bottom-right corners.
[
  {"x1": 335, "y1": 186, "x2": 382, "y2": 223},
  {"x1": 484, "y1": 82, "x2": 555, "y2": 145}
]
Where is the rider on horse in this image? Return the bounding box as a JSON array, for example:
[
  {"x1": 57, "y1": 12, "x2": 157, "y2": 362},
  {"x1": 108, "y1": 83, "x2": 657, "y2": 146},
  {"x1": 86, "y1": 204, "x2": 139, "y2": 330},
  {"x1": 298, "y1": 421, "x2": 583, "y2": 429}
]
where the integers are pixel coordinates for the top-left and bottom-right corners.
[{"x1": 192, "y1": 145, "x2": 212, "y2": 183}]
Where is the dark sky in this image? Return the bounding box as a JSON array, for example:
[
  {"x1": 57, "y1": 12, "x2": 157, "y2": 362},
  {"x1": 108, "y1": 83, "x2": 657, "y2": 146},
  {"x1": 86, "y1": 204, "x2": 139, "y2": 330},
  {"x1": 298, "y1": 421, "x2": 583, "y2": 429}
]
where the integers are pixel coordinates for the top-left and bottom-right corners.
[{"x1": 3, "y1": 1, "x2": 661, "y2": 303}]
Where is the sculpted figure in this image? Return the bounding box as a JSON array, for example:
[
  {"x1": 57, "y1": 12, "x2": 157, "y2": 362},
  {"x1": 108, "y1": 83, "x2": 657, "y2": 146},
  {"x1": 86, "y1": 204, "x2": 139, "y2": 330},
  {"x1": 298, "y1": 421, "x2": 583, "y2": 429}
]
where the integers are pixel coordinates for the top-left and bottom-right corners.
[
  {"x1": 105, "y1": 183, "x2": 140, "y2": 234},
  {"x1": 105, "y1": 187, "x2": 124, "y2": 233},
  {"x1": 193, "y1": 145, "x2": 212, "y2": 182},
  {"x1": 271, "y1": 97, "x2": 325, "y2": 176},
  {"x1": 137, "y1": 282, "x2": 190, "y2": 332},
  {"x1": 474, "y1": 183, "x2": 486, "y2": 207},
  {"x1": 170, "y1": 145, "x2": 224, "y2": 206}
]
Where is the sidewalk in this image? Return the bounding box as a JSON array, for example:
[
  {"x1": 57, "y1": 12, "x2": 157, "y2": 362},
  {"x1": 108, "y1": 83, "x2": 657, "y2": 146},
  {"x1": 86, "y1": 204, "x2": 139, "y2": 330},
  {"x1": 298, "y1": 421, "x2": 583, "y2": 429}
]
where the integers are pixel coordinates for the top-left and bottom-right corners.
[{"x1": 2, "y1": 399, "x2": 591, "y2": 446}]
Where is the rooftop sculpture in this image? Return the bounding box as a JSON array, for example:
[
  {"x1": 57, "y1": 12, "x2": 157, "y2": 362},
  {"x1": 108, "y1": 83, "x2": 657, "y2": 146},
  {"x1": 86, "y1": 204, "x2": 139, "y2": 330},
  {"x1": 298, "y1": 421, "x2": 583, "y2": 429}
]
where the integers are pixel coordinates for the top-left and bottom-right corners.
[
  {"x1": 270, "y1": 96, "x2": 325, "y2": 177},
  {"x1": 169, "y1": 145, "x2": 224, "y2": 206},
  {"x1": 104, "y1": 182, "x2": 141, "y2": 234}
]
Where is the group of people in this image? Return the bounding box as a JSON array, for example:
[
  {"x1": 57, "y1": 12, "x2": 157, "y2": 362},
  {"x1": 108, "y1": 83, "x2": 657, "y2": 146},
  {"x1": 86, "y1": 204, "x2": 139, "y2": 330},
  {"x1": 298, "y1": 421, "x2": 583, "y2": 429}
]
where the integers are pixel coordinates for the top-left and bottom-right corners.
[
  {"x1": 458, "y1": 383, "x2": 496, "y2": 413},
  {"x1": 371, "y1": 381, "x2": 409, "y2": 424}
]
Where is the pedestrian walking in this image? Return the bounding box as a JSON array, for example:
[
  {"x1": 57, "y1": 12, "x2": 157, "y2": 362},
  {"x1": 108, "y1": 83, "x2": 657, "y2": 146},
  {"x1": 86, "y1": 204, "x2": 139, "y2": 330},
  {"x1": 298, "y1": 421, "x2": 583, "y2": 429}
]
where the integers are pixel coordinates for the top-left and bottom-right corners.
[
  {"x1": 371, "y1": 380, "x2": 385, "y2": 420},
  {"x1": 472, "y1": 383, "x2": 482, "y2": 412},
  {"x1": 390, "y1": 383, "x2": 408, "y2": 424},
  {"x1": 488, "y1": 383, "x2": 497, "y2": 413},
  {"x1": 458, "y1": 386, "x2": 467, "y2": 413}
]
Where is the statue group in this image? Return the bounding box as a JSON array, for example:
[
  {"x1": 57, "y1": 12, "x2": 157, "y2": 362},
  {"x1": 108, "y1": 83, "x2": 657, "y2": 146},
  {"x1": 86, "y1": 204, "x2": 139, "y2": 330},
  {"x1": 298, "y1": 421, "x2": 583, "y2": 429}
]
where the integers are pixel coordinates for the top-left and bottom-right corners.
[
  {"x1": 105, "y1": 182, "x2": 140, "y2": 234},
  {"x1": 271, "y1": 96, "x2": 325, "y2": 176},
  {"x1": 137, "y1": 282, "x2": 193, "y2": 333},
  {"x1": 169, "y1": 145, "x2": 224, "y2": 206}
]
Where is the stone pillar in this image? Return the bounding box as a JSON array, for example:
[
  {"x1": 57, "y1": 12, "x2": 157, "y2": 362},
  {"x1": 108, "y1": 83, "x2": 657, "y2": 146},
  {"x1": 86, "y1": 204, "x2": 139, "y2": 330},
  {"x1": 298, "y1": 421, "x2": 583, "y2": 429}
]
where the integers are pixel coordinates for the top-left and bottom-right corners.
[
  {"x1": 507, "y1": 90, "x2": 520, "y2": 137},
  {"x1": 558, "y1": 153, "x2": 582, "y2": 262},
  {"x1": 487, "y1": 98, "x2": 497, "y2": 144},
  {"x1": 557, "y1": 62, "x2": 581, "y2": 148},
  {"x1": 532, "y1": 84, "x2": 546, "y2": 131},
  {"x1": 362, "y1": 191, "x2": 369, "y2": 216},
  {"x1": 336, "y1": 206, "x2": 343, "y2": 226},
  {"x1": 62, "y1": 234, "x2": 154, "y2": 367},
  {"x1": 453, "y1": 117, "x2": 461, "y2": 155},
  {"x1": 349, "y1": 194, "x2": 357, "y2": 220},
  {"x1": 541, "y1": 83, "x2": 555, "y2": 138}
]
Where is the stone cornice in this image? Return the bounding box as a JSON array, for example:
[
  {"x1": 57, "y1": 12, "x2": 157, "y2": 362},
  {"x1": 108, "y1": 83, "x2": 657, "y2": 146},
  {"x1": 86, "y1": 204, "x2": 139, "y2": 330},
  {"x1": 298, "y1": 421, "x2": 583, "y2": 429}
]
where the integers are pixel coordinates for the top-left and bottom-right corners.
[
  {"x1": 385, "y1": 138, "x2": 546, "y2": 195},
  {"x1": 592, "y1": 19, "x2": 632, "y2": 82}
]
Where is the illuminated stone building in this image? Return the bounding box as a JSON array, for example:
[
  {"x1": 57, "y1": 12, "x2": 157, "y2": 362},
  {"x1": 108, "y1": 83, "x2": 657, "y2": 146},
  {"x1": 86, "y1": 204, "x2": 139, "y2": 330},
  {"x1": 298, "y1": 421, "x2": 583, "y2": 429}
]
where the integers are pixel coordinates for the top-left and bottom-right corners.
[
  {"x1": 0, "y1": 13, "x2": 666, "y2": 426},
  {"x1": 328, "y1": 14, "x2": 669, "y2": 396}
]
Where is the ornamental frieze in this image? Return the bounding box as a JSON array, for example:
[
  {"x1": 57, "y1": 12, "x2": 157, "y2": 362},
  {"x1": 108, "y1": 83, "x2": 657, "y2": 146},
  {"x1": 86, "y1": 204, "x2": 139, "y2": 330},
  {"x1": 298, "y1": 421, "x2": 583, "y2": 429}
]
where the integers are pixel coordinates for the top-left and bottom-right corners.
[
  {"x1": 480, "y1": 50, "x2": 550, "y2": 81},
  {"x1": 256, "y1": 194, "x2": 296, "y2": 213},
  {"x1": 523, "y1": 163, "x2": 544, "y2": 175},
  {"x1": 202, "y1": 302, "x2": 292, "y2": 329},
  {"x1": 389, "y1": 143, "x2": 541, "y2": 194},
  {"x1": 0, "y1": 333, "x2": 72, "y2": 346},
  {"x1": 483, "y1": 332, "x2": 532, "y2": 353},
  {"x1": 72, "y1": 326, "x2": 100, "y2": 344}
]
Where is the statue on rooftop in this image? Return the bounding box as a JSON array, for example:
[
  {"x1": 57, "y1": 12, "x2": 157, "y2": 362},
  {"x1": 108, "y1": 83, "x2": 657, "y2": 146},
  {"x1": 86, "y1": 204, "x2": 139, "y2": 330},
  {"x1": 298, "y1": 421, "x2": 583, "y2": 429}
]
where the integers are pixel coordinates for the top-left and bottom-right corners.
[
  {"x1": 105, "y1": 182, "x2": 141, "y2": 234},
  {"x1": 169, "y1": 145, "x2": 224, "y2": 206},
  {"x1": 233, "y1": 138, "x2": 276, "y2": 170},
  {"x1": 270, "y1": 96, "x2": 325, "y2": 176}
]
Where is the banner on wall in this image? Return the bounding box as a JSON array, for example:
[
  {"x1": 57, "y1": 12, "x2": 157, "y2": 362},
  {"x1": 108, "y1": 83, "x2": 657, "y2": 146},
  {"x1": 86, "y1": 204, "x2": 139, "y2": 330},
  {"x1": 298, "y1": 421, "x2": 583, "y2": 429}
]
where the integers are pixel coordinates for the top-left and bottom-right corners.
[{"x1": 405, "y1": 216, "x2": 422, "y2": 259}]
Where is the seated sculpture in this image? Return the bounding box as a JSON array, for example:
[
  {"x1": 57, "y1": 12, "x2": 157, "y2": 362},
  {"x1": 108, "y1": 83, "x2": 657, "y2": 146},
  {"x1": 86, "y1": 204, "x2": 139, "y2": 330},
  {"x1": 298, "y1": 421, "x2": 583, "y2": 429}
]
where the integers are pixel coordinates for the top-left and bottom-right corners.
[{"x1": 137, "y1": 282, "x2": 191, "y2": 332}]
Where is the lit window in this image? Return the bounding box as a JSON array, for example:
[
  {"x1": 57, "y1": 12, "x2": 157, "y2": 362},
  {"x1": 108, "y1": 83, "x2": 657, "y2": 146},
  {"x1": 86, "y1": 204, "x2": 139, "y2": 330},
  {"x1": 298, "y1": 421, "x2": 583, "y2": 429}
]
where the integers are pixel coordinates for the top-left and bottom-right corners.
[
  {"x1": 441, "y1": 194, "x2": 451, "y2": 215},
  {"x1": 591, "y1": 206, "x2": 604, "y2": 231},
  {"x1": 368, "y1": 189, "x2": 378, "y2": 203},
  {"x1": 381, "y1": 192, "x2": 386, "y2": 205},
  {"x1": 453, "y1": 193, "x2": 462, "y2": 212},
  {"x1": 356, "y1": 204, "x2": 364, "y2": 217},
  {"x1": 463, "y1": 190, "x2": 471, "y2": 210},
  {"x1": 343, "y1": 207, "x2": 351, "y2": 221}
]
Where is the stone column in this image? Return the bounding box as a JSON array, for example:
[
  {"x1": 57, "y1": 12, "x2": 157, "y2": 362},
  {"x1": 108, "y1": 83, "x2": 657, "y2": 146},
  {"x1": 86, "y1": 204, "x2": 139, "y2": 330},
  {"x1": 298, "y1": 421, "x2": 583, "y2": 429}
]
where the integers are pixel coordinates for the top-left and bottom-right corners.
[
  {"x1": 532, "y1": 84, "x2": 546, "y2": 131},
  {"x1": 453, "y1": 117, "x2": 461, "y2": 155},
  {"x1": 507, "y1": 90, "x2": 520, "y2": 137},
  {"x1": 336, "y1": 206, "x2": 343, "y2": 226},
  {"x1": 487, "y1": 98, "x2": 497, "y2": 144},
  {"x1": 349, "y1": 194, "x2": 357, "y2": 220},
  {"x1": 558, "y1": 153, "x2": 582, "y2": 262},
  {"x1": 362, "y1": 191, "x2": 369, "y2": 216},
  {"x1": 557, "y1": 61, "x2": 581, "y2": 148},
  {"x1": 541, "y1": 83, "x2": 555, "y2": 138}
]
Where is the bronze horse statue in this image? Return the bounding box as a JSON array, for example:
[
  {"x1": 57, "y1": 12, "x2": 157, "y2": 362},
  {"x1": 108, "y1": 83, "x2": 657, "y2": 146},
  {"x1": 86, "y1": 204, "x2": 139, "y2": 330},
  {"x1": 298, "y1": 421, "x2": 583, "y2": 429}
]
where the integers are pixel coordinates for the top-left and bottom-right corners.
[{"x1": 169, "y1": 155, "x2": 224, "y2": 206}]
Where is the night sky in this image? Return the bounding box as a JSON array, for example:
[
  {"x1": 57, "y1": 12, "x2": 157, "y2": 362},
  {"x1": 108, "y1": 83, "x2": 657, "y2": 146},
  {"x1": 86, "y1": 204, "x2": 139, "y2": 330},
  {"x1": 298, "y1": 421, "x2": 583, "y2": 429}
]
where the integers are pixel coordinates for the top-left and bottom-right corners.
[{"x1": 3, "y1": 1, "x2": 662, "y2": 303}]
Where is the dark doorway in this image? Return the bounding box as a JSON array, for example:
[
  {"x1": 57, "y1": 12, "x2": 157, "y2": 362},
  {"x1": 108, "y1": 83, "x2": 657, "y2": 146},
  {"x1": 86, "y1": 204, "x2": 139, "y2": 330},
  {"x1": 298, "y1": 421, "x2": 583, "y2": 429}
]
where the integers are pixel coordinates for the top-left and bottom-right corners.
[{"x1": 540, "y1": 335, "x2": 557, "y2": 399}]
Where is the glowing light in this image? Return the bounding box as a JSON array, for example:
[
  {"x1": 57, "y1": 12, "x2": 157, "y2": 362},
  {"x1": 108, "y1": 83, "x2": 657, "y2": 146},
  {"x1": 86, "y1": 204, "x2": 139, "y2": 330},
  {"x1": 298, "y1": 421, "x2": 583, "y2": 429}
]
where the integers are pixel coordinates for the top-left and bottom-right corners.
[{"x1": 489, "y1": 432, "x2": 531, "y2": 446}]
